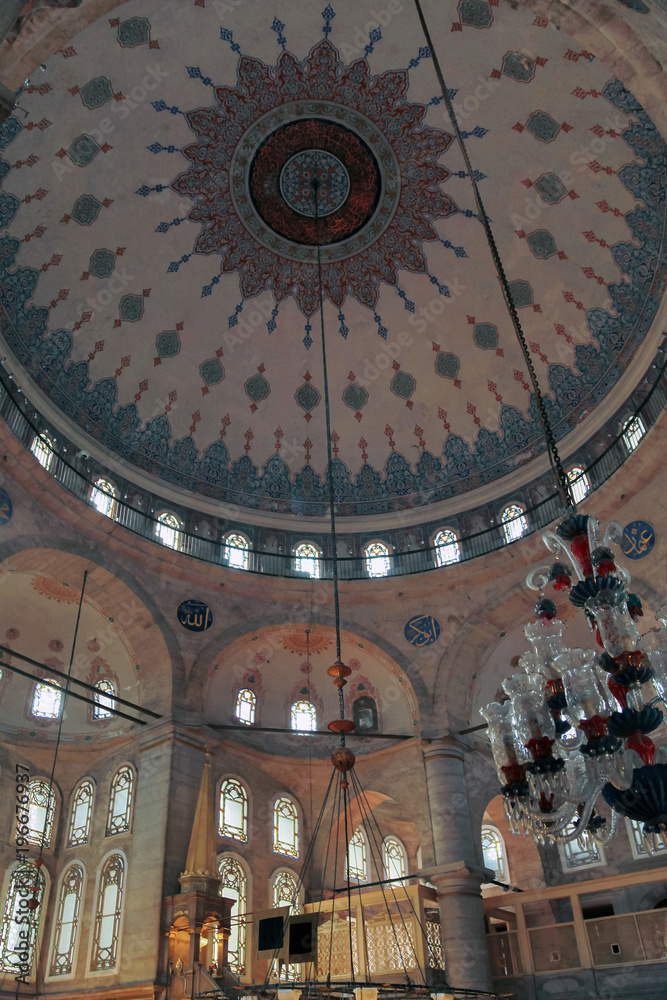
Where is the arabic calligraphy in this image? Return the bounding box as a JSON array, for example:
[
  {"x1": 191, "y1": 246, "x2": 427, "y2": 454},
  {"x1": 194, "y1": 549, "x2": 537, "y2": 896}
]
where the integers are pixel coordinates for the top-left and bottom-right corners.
[
  {"x1": 0, "y1": 486, "x2": 12, "y2": 525},
  {"x1": 404, "y1": 614, "x2": 441, "y2": 647},
  {"x1": 621, "y1": 519, "x2": 655, "y2": 560},
  {"x1": 177, "y1": 599, "x2": 213, "y2": 632}
]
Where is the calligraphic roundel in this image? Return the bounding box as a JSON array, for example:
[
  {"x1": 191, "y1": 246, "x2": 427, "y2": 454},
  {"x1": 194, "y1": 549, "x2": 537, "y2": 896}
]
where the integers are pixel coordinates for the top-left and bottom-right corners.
[{"x1": 404, "y1": 615, "x2": 441, "y2": 647}]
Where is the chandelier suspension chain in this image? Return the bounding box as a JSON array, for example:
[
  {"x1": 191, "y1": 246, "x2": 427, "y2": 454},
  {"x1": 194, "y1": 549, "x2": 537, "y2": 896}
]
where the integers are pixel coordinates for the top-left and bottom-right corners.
[{"x1": 412, "y1": 0, "x2": 574, "y2": 511}]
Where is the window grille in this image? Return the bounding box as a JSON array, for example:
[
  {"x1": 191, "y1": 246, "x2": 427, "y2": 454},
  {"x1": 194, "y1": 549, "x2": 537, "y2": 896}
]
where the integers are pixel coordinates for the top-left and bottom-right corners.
[
  {"x1": 273, "y1": 798, "x2": 299, "y2": 858},
  {"x1": 346, "y1": 828, "x2": 367, "y2": 882},
  {"x1": 294, "y1": 542, "x2": 320, "y2": 578},
  {"x1": 219, "y1": 779, "x2": 248, "y2": 841},
  {"x1": 90, "y1": 854, "x2": 125, "y2": 971},
  {"x1": 272, "y1": 870, "x2": 300, "y2": 913},
  {"x1": 481, "y1": 825, "x2": 507, "y2": 882},
  {"x1": 90, "y1": 478, "x2": 117, "y2": 518},
  {"x1": 67, "y1": 780, "x2": 94, "y2": 847},
  {"x1": 560, "y1": 821, "x2": 604, "y2": 869},
  {"x1": 501, "y1": 504, "x2": 527, "y2": 544},
  {"x1": 621, "y1": 414, "x2": 646, "y2": 452},
  {"x1": 93, "y1": 680, "x2": 116, "y2": 720},
  {"x1": 219, "y1": 857, "x2": 247, "y2": 974},
  {"x1": 290, "y1": 699, "x2": 317, "y2": 733},
  {"x1": 224, "y1": 533, "x2": 249, "y2": 570},
  {"x1": 365, "y1": 541, "x2": 390, "y2": 578},
  {"x1": 567, "y1": 467, "x2": 590, "y2": 505},
  {"x1": 49, "y1": 863, "x2": 84, "y2": 976},
  {"x1": 32, "y1": 679, "x2": 62, "y2": 718},
  {"x1": 31, "y1": 432, "x2": 54, "y2": 471},
  {"x1": 17, "y1": 779, "x2": 56, "y2": 848},
  {"x1": 0, "y1": 863, "x2": 46, "y2": 975},
  {"x1": 106, "y1": 767, "x2": 134, "y2": 836},
  {"x1": 156, "y1": 511, "x2": 182, "y2": 550},
  {"x1": 235, "y1": 688, "x2": 256, "y2": 726},
  {"x1": 434, "y1": 528, "x2": 461, "y2": 566},
  {"x1": 383, "y1": 837, "x2": 407, "y2": 885}
]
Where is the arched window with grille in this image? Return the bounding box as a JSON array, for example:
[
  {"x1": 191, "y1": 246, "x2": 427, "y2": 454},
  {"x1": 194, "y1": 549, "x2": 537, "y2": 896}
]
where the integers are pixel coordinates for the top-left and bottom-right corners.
[
  {"x1": 218, "y1": 857, "x2": 248, "y2": 974},
  {"x1": 90, "y1": 478, "x2": 117, "y2": 519},
  {"x1": 106, "y1": 766, "x2": 134, "y2": 836},
  {"x1": 273, "y1": 797, "x2": 299, "y2": 858},
  {"x1": 290, "y1": 699, "x2": 317, "y2": 733},
  {"x1": 383, "y1": 836, "x2": 407, "y2": 885},
  {"x1": 16, "y1": 779, "x2": 56, "y2": 849},
  {"x1": 68, "y1": 780, "x2": 94, "y2": 848},
  {"x1": 224, "y1": 533, "x2": 249, "y2": 570},
  {"x1": 434, "y1": 528, "x2": 461, "y2": 567},
  {"x1": 32, "y1": 679, "x2": 62, "y2": 718},
  {"x1": 218, "y1": 779, "x2": 248, "y2": 841},
  {"x1": 621, "y1": 414, "x2": 646, "y2": 453},
  {"x1": 559, "y1": 821, "x2": 604, "y2": 871},
  {"x1": 346, "y1": 828, "x2": 367, "y2": 882},
  {"x1": 501, "y1": 504, "x2": 527, "y2": 544},
  {"x1": 90, "y1": 853, "x2": 126, "y2": 971},
  {"x1": 93, "y1": 679, "x2": 116, "y2": 720},
  {"x1": 567, "y1": 466, "x2": 590, "y2": 505},
  {"x1": 294, "y1": 541, "x2": 320, "y2": 578},
  {"x1": 48, "y1": 862, "x2": 84, "y2": 977},
  {"x1": 235, "y1": 688, "x2": 256, "y2": 726},
  {"x1": 31, "y1": 432, "x2": 55, "y2": 472},
  {"x1": 156, "y1": 511, "x2": 182, "y2": 550},
  {"x1": 272, "y1": 869, "x2": 300, "y2": 912},
  {"x1": 365, "y1": 540, "x2": 391, "y2": 578},
  {"x1": 481, "y1": 825, "x2": 508, "y2": 883},
  {"x1": 0, "y1": 862, "x2": 47, "y2": 975}
]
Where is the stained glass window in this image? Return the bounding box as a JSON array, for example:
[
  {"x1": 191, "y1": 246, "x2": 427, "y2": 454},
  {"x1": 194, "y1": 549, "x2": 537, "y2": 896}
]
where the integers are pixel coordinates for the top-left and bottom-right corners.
[
  {"x1": 560, "y1": 821, "x2": 604, "y2": 870},
  {"x1": 273, "y1": 797, "x2": 299, "y2": 858},
  {"x1": 365, "y1": 541, "x2": 391, "y2": 578},
  {"x1": 219, "y1": 857, "x2": 247, "y2": 974},
  {"x1": 68, "y1": 780, "x2": 94, "y2": 847},
  {"x1": 481, "y1": 826, "x2": 507, "y2": 882},
  {"x1": 235, "y1": 688, "x2": 256, "y2": 726},
  {"x1": 90, "y1": 854, "x2": 125, "y2": 971},
  {"x1": 224, "y1": 533, "x2": 249, "y2": 570},
  {"x1": 294, "y1": 541, "x2": 320, "y2": 578},
  {"x1": 17, "y1": 779, "x2": 56, "y2": 849},
  {"x1": 90, "y1": 478, "x2": 117, "y2": 519},
  {"x1": 106, "y1": 766, "x2": 134, "y2": 836},
  {"x1": 156, "y1": 511, "x2": 182, "y2": 550},
  {"x1": 434, "y1": 528, "x2": 461, "y2": 566},
  {"x1": 501, "y1": 504, "x2": 527, "y2": 544},
  {"x1": 218, "y1": 779, "x2": 248, "y2": 841},
  {"x1": 346, "y1": 828, "x2": 367, "y2": 882},
  {"x1": 290, "y1": 700, "x2": 317, "y2": 733},
  {"x1": 0, "y1": 863, "x2": 46, "y2": 975},
  {"x1": 567, "y1": 466, "x2": 590, "y2": 505},
  {"x1": 383, "y1": 837, "x2": 407, "y2": 885},
  {"x1": 622, "y1": 414, "x2": 646, "y2": 452},
  {"x1": 32, "y1": 679, "x2": 62, "y2": 718},
  {"x1": 31, "y1": 432, "x2": 54, "y2": 471},
  {"x1": 49, "y1": 863, "x2": 84, "y2": 976},
  {"x1": 626, "y1": 817, "x2": 667, "y2": 858},
  {"x1": 272, "y1": 869, "x2": 300, "y2": 913},
  {"x1": 93, "y1": 679, "x2": 116, "y2": 720}
]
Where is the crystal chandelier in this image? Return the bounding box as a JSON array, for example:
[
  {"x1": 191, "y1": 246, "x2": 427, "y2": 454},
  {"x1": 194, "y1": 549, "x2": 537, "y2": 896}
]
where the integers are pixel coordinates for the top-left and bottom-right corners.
[{"x1": 482, "y1": 513, "x2": 667, "y2": 856}]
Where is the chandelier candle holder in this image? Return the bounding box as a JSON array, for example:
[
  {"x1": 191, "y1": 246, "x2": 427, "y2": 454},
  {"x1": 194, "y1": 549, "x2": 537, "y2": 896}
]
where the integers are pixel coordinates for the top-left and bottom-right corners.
[{"x1": 484, "y1": 513, "x2": 667, "y2": 855}]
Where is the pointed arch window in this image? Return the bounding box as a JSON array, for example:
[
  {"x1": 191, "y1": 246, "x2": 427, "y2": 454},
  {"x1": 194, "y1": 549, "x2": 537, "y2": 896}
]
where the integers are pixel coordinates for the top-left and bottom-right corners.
[
  {"x1": 273, "y1": 797, "x2": 299, "y2": 858},
  {"x1": 622, "y1": 414, "x2": 646, "y2": 453},
  {"x1": 481, "y1": 825, "x2": 508, "y2": 883},
  {"x1": 294, "y1": 541, "x2": 320, "y2": 578},
  {"x1": 346, "y1": 828, "x2": 367, "y2": 882},
  {"x1": 90, "y1": 478, "x2": 117, "y2": 519},
  {"x1": 567, "y1": 466, "x2": 590, "y2": 505},
  {"x1": 219, "y1": 857, "x2": 247, "y2": 974},
  {"x1": 32, "y1": 679, "x2": 62, "y2": 718},
  {"x1": 272, "y1": 869, "x2": 300, "y2": 913},
  {"x1": 235, "y1": 688, "x2": 256, "y2": 726},
  {"x1": 93, "y1": 679, "x2": 116, "y2": 720},
  {"x1": 224, "y1": 533, "x2": 249, "y2": 570},
  {"x1": 106, "y1": 766, "x2": 134, "y2": 836},
  {"x1": 365, "y1": 540, "x2": 391, "y2": 578},
  {"x1": 68, "y1": 780, "x2": 94, "y2": 848},
  {"x1": 156, "y1": 511, "x2": 182, "y2": 550},
  {"x1": 501, "y1": 504, "x2": 527, "y2": 544},
  {"x1": 290, "y1": 699, "x2": 317, "y2": 733},
  {"x1": 218, "y1": 779, "x2": 248, "y2": 841},
  {"x1": 31, "y1": 431, "x2": 54, "y2": 471},
  {"x1": 90, "y1": 854, "x2": 125, "y2": 971},
  {"x1": 383, "y1": 836, "x2": 407, "y2": 885},
  {"x1": 17, "y1": 779, "x2": 56, "y2": 849},
  {"x1": 49, "y1": 863, "x2": 84, "y2": 977},
  {"x1": 434, "y1": 528, "x2": 461, "y2": 566},
  {"x1": 0, "y1": 862, "x2": 46, "y2": 975}
]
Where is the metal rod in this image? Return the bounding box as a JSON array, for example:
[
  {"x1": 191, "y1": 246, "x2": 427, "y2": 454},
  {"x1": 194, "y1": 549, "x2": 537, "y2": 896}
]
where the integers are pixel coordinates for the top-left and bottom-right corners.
[{"x1": 210, "y1": 723, "x2": 411, "y2": 740}]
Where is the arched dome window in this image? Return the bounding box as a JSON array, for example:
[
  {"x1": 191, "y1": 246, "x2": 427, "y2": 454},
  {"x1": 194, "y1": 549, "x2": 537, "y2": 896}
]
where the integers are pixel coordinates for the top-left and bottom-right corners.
[
  {"x1": 32, "y1": 678, "x2": 62, "y2": 718},
  {"x1": 481, "y1": 825, "x2": 508, "y2": 883},
  {"x1": 501, "y1": 504, "x2": 527, "y2": 544},
  {"x1": 294, "y1": 541, "x2": 321, "y2": 578},
  {"x1": 365, "y1": 540, "x2": 391, "y2": 578},
  {"x1": 383, "y1": 836, "x2": 407, "y2": 885},
  {"x1": 434, "y1": 528, "x2": 460, "y2": 566},
  {"x1": 90, "y1": 853, "x2": 126, "y2": 971},
  {"x1": 90, "y1": 477, "x2": 117, "y2": 519},
  {"x1": 156, "y1": 510, "x2": 182, "y2": 550},
  {"x1": 567, "y1": 466, "x2": 590, "y2": 505},
  {"x1": 235, "y1": 688, "x2": 256, "y2": 726},
  {"x1": 93, "y1": 679, "x2": 116, "y2": 719},
  {"x1": 346, "y1": 828, "x2": 367, "y2": 882},
  {"x1": 219, "y1": 779, "x2": 248, "y2": 842},
  {"x1": 0, "y1": 862, "x2": 46, "y2": 975},
  {"x1": 621, "y1": 413, "x2": 646, "y2": 452},
  {"x1": 16, "y1": 778, "x2": 56, "y2": 849},
  {"x1": 291, "y1": 699, "x2": 317, "y2": 733},
  {"x1": 273, "y1": 797, "x2": 299, "y2": 858},
  {"x1": 218, "y1": 857, "x2": 248, "y2": 973},
  {"x1": 68, "y1": 779, "x2": 94, "y2": 848},
  {"x1": 31, "y1": 431, "x2": 55, "y2": 472},
  {"x1": 224, "y1": 532, "x2": 249, "y2": 570},
  {"x1": 106, "y1": 766, "x2": 134, "y2": 836},
  {"x1": 353, "y1": 695, "x2": 378, "y2": 733},
  {"x1": 49, "y1": 862, "x2": 84, "y2": 977}
]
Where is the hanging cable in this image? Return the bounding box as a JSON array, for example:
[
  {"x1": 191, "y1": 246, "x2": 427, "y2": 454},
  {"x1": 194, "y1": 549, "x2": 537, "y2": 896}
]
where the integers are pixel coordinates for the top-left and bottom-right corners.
[{"x1": 412, "y1": 0, "x2": 574, "y2": 512}]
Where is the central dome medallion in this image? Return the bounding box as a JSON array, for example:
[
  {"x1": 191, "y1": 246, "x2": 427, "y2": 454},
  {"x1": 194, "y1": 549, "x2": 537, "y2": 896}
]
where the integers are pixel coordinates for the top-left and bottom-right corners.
[{"x1": 280, "y1": 149, "x2": 351, "y2": 220}]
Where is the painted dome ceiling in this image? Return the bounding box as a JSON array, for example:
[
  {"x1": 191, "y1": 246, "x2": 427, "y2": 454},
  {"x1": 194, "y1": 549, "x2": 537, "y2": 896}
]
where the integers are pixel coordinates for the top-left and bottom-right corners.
[{"x1": 0, "y1": 0, "x2": 666, "y2": 519}]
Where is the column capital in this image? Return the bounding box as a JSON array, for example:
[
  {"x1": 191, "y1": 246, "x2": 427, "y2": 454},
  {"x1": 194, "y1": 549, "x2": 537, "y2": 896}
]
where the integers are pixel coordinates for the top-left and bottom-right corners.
[
  {"x1": 420, "y1": 861, "x2": 494, "y2": 896},
  {"x1": 421, "y1": 735, "x2": 468, "y2": 762}
]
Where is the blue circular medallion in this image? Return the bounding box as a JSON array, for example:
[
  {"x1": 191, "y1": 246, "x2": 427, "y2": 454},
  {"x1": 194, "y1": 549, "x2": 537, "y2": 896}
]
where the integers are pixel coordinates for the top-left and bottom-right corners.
[
  {"x1": 177, "y1": 599, "x2": 213, "y2": 632},
  {"x1": 0, "y1": 485, "x2": 13, "y2": 526},
  {"x1": 280, "y1": 150, "x2": 350, "y2": 218},
  {"x1": 621, "y1": 520, "x2": 655, "y2": 560},
  {"x1": 404, "y1": 614, "x2": 441, "y2": 647}
]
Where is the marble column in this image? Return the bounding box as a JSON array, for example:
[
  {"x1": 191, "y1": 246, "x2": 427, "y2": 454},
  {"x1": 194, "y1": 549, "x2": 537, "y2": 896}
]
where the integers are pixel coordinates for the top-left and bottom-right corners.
[{"x1": 422, "y1": 738, "x2": 492, "y2": 992}]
